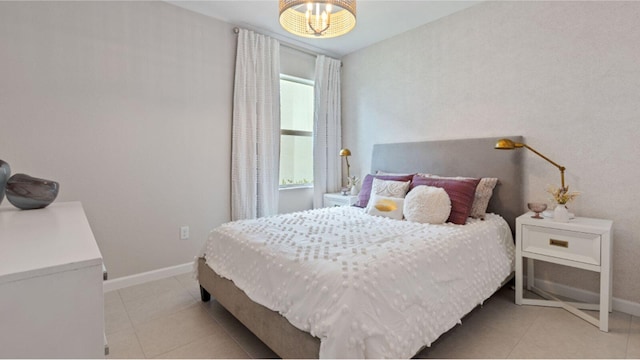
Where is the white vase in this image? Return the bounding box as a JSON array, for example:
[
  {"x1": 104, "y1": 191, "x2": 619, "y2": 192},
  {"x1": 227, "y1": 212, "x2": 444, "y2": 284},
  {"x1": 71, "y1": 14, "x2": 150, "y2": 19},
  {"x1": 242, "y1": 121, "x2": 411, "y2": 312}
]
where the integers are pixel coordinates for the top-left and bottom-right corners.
[
  {"x1": 350, "y1": 185, "x2": 358, "y2": 195},
  {"x1": 554, "y1": 204, "x2": 570, "y2": 222}
]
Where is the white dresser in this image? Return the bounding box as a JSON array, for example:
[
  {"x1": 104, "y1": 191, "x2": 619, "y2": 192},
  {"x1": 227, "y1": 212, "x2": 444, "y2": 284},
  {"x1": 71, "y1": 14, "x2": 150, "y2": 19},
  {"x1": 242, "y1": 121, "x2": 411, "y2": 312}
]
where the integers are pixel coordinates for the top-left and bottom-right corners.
[{"x1": 0, "y1": 202, "x2": 105, "y2": 358}]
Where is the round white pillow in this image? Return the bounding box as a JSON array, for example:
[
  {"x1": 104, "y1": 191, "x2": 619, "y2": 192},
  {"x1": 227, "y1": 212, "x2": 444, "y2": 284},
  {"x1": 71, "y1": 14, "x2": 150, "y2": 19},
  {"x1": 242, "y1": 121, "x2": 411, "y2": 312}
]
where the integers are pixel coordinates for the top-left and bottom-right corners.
[{"x1": 404, "y1": 185, "x2": 451, "y2": 224}]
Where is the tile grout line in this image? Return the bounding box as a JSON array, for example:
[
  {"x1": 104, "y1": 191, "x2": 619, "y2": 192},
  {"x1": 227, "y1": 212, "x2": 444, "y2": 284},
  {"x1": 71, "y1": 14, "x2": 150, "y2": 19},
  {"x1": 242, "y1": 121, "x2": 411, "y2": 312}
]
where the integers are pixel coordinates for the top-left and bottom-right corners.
[
  {"x1": 117, "y1": 278, "x2": 190, "y2": 359},
  {"x1": 122, "y1": 277, "x2": 199, "y2": 330},
  {"x1": 152, "y1": 275, "x2": 252, "y2": 359},
  {"x1": 113, "y1": 289, "x2": 147, "y2": 359},
  {"x1": 197, "y1": 299, "x2": 254, "y2": 358},
  {"x1": 147, "y1": 313, "x2": 224, "y2": 359},
  {"x1": 623, "y1": 314, "x2": 634, "y2": 359},
  {"x1": 151, "y1": 335, "x2": 214, "y2": 359},
  {"x1": 504, "y1": 305, "x2": 543, "y2": 359},
  {"x1": 176, "y1": 274, "x2": 202, "y2": 302},
  {"x1": 119, "y1": 277, "x2": 185, "y2": 304},
  {"x1": 145, "y1": 276, "x2": 219, "y2": 358},
  {"x1": 184, "y1": 270, "x2": 265, "y2": 358},
  {"x1": 122, "y1": 290, "x2": 148, "y2": 358},
  {"x1": 632, "y1": 316, "x2": 640, "y2": 358}
]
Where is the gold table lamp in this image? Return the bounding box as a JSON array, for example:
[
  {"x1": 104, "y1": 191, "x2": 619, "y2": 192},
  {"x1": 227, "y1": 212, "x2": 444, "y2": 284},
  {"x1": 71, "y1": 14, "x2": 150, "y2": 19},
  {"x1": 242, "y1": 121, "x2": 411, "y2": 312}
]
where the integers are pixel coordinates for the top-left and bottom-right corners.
[
  {"x1": 494, "y1": 138, "x2": 567, "y2": 190},
  {"x1": 339, "y1": 148, "x2": 351, "y2": 180}
]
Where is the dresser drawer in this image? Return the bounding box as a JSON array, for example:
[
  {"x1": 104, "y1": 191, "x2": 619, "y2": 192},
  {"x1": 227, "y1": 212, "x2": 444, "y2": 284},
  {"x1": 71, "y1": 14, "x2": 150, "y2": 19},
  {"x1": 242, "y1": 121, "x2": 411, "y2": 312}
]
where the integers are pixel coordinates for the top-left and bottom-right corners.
[{"x1": 522, "y1": 225, "x2": 601, "y2": 265}]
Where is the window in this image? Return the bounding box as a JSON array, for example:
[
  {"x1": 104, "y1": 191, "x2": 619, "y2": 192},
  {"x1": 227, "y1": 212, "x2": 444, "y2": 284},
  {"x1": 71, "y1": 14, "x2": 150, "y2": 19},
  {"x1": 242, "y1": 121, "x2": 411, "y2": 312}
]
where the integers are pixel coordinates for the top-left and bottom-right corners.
[{"x1": 279, "y1": 75, "x2": 314, "y2": 188}]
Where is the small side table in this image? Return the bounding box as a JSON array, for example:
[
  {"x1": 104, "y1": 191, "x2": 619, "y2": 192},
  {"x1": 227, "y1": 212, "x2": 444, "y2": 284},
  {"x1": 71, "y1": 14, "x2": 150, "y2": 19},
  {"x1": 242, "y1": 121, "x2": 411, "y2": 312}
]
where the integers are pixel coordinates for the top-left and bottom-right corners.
[
  {"x1": 515, "y1": 212, "x2": 613, "y2": 331},
  {"x1": 323, "y1": 192, "x2": 358, "y2": 208}
]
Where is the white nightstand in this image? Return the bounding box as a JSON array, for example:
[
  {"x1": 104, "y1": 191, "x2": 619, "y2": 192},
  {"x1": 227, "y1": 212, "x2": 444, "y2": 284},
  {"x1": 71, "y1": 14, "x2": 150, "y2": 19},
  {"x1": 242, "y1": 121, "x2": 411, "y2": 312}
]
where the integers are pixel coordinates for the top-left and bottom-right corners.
[
  {"x1": 515, "y1": 212, "x2": 613, "y2": 331},
  {"x1": 323, "y1": 192, "x2": 358, "y2": 207}
]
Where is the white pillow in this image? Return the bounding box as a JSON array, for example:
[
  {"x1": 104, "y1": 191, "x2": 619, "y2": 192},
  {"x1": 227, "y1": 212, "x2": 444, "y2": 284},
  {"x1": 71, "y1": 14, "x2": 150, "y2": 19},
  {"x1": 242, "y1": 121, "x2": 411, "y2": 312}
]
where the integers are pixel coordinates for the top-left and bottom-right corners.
[
  {"x1": 404, "y1": 185, "x2": 451, "y2": 224},
  {"x1": 470, "y1": 177, "x2": 498, "y2": 219},
  {"x1": 366, "y1": 195, "x2": 405, "y2": 220},
  {"x1": 370, "y1": 177, "x2": 411, "y2": 198}
]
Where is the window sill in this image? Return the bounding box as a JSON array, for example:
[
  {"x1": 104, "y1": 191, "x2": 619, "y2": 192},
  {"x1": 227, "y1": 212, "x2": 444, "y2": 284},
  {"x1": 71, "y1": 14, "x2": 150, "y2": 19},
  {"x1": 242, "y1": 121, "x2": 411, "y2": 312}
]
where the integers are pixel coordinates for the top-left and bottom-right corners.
[{"x1": 279, "y1": 185, "x2": 313, "y2": 191}]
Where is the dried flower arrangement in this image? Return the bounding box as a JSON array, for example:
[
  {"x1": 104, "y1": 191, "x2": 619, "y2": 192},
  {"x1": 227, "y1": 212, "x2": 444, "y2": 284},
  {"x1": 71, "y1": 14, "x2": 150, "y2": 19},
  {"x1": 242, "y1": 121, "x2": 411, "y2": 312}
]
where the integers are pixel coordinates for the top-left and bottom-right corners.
[
  {"x1": 547, "y1": 185, "x2": 580, "y2": 205},
  {"x1": 347, "y1": 176, "x2": 360, "y2": 188}
]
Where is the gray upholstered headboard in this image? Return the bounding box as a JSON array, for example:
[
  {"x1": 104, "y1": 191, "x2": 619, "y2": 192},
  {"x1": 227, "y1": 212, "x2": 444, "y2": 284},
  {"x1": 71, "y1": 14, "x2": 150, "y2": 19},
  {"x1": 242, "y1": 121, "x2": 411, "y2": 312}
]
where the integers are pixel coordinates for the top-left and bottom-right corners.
[{"x1": 371, "y1": 137, "x2": 523, "y2": 232}]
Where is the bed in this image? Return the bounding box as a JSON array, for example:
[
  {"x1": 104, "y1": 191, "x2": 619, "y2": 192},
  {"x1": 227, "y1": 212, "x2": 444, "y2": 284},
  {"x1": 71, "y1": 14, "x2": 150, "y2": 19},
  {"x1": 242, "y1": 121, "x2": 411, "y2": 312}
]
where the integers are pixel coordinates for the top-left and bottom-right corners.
[{"x1": 196, "y1": 136, "x2": 523, "y2": 358}]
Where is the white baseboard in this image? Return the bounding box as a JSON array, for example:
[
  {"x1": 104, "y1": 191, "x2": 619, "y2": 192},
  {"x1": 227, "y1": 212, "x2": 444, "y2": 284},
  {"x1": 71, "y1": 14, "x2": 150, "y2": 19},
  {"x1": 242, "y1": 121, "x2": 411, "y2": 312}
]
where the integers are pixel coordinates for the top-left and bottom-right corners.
[
  {"x1": 104, "y1": 262, "x2": 193, "y2": 293},
  {"x1": 528, "y1": 277, "x2": 640, "y2": 317}
]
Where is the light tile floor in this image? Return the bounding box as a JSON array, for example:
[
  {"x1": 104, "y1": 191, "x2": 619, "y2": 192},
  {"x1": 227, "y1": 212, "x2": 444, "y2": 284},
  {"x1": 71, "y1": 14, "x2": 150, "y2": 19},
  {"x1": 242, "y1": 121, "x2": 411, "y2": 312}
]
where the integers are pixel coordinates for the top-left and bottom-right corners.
[{"x1": 106, "y1": 275, "x2": 640, "y2": 359}]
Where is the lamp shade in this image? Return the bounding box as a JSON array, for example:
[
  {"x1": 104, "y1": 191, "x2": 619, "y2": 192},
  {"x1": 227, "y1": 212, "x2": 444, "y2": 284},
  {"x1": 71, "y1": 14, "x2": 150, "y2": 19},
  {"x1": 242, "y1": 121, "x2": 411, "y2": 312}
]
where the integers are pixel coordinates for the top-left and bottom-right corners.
[
  {"x1": 339, "y1": 148, "x2": 351, "y2": 157},
  {"x1": 494, "y1": 138, "x2": 522, "y2": 150},
  {"x1": 279, "y1": 0, "x2": 356, "y2": 39}
]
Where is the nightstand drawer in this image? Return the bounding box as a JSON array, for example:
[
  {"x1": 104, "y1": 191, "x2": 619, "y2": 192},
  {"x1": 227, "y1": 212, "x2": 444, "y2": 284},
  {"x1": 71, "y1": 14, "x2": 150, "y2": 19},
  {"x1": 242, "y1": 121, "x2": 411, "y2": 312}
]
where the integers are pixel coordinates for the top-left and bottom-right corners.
[
  {"x1": 323, "y1": 193, "x2": 358, "y2": 208},
  {"x1": 522, "y1": 225, "x2": 601, "y2": 265},
  {"x1": 325, "y1": 199, "x2": 347, "y2": 207}
]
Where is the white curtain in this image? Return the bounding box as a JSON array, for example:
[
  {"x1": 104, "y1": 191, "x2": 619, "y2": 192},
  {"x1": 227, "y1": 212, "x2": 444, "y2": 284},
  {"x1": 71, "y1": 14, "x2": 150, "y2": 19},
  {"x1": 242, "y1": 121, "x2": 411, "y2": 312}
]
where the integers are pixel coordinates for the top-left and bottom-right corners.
[
  {"x1": 313, "y1": 55, "x2": 342, "y2": 208},
  {"x1": 231, "y1": 29, "x2": 281, "y2": 220}
]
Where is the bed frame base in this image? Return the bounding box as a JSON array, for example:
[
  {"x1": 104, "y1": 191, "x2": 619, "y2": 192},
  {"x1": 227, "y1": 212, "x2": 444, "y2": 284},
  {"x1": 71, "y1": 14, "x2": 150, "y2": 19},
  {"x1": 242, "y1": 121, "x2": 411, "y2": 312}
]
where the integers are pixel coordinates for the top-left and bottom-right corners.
[
  {"x1": 197, "y1": 258, "x2": 321, "y2": 359},
  {"x1": 199, "y1": 257, "x2": 514, "y2": 359}
]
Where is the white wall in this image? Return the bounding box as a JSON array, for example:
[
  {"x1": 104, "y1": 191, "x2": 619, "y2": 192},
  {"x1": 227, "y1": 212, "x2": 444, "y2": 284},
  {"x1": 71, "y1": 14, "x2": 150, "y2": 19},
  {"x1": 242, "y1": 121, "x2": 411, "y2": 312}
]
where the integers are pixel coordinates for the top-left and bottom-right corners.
[
  {"x1": 0, "y1": 1, "x2": 236, "y2": 278},
  {"x1": 342, "y1": 1, "x2": 640, "y2": 303}
]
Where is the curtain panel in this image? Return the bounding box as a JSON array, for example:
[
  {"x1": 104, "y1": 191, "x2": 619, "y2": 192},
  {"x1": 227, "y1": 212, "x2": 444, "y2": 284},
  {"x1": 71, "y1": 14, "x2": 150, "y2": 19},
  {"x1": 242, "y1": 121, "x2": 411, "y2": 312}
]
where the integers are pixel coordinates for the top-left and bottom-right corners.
[
  {"x1": 313, "y1": 55, "x2": 342, "y2": 208},
  {"x1": 231, "y1": 29, "x2": 281, "y2": 220}
]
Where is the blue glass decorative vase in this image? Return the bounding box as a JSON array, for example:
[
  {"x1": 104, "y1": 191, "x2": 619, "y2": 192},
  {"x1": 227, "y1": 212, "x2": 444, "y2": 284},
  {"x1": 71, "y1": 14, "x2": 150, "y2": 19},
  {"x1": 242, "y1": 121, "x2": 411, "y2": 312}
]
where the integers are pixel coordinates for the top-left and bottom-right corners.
[
  {"x1": 0, "y1": 159, "x2": 10, "y2": 205},
  {"x1": 6, "y1": 173, "x2": 59, "y2": 210}
]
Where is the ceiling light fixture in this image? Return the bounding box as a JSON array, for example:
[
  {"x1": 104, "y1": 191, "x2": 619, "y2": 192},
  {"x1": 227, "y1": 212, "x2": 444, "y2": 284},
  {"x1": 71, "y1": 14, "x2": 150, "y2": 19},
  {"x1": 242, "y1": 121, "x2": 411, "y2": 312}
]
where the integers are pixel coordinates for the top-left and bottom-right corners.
[{"x1": 279, "y1": 0, "x2": 356, "y2": 38}]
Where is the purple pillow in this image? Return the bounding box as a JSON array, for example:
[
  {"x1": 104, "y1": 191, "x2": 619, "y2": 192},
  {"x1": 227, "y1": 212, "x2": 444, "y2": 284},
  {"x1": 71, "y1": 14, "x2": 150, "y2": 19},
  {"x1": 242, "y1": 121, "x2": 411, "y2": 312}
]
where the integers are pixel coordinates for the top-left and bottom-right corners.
[
  {"x1": 356, "y1": 174, "x2": 414, "y2": 208},
  {"x1": 409, "y1": 175, "x2": 480, "y2": 225}
]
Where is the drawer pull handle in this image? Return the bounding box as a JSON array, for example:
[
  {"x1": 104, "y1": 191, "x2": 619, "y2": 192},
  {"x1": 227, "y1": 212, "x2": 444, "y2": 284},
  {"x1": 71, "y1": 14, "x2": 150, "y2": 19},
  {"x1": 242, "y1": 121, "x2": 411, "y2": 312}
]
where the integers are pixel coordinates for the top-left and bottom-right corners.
[{"x1": 549, "y1": 239, "x2": 569, "y2": 248}]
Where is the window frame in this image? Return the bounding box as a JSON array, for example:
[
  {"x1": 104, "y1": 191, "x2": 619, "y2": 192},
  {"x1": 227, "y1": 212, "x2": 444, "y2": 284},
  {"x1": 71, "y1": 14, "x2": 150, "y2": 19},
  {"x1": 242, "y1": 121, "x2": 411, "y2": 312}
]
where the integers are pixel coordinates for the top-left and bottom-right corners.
[{"x1": 279, "y1": 74, "x2": 314, "y2": 189}]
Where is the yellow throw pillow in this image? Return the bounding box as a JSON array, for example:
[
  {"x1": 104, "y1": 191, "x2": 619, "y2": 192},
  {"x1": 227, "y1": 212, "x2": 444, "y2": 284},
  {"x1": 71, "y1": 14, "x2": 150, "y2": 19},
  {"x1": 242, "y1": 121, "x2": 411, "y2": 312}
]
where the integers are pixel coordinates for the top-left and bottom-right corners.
[{"x1": 366, "y1": 195, "x2": 404, "y2": 220}]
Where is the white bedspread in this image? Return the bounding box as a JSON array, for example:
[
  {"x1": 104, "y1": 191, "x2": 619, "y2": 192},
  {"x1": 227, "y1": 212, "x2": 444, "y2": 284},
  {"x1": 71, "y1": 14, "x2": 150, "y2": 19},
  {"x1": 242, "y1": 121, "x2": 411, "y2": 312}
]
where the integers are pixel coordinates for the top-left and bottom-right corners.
[{"x1": 197, "y1": 207, "x2": 514, "y2": 358}]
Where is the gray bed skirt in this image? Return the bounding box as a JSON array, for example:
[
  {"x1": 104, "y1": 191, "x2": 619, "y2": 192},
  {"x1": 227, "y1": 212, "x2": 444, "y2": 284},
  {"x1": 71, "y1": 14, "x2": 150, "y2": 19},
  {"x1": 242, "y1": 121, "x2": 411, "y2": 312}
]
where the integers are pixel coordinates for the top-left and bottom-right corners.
[{"x1": 198, "y1": 257, "x2": 321, "y2": 358}]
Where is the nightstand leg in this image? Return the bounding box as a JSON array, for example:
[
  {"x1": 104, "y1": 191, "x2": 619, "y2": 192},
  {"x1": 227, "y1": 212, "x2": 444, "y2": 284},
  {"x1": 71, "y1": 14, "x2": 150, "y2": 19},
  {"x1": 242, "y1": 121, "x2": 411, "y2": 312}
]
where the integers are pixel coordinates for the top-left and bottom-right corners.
[
  {"x1": 515, "y1": 253, "x2": 523, "y2": 305},
  {"x1": 600, "y1": 276, "x2": 609, "y2": 331},
  {"x1": 526, "y1": 258, "x2": 535, "y2": 290},
  {"x1": 600, "y1": 236, "x2": 611, "y2": 331},
  {"x1": 609, "y1": 269, "x2": 613, "y2": 313},
  {"x1": 608, "y1": 240, "x2": 613, "y2": 313}
]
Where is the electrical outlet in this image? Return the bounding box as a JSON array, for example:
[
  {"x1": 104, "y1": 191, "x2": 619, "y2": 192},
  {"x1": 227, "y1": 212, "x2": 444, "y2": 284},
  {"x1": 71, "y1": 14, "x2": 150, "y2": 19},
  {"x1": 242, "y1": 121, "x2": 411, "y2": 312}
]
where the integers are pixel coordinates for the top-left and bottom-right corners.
[{"x1": 180, "y1": 226, "x2": 189, "y2": 240}]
